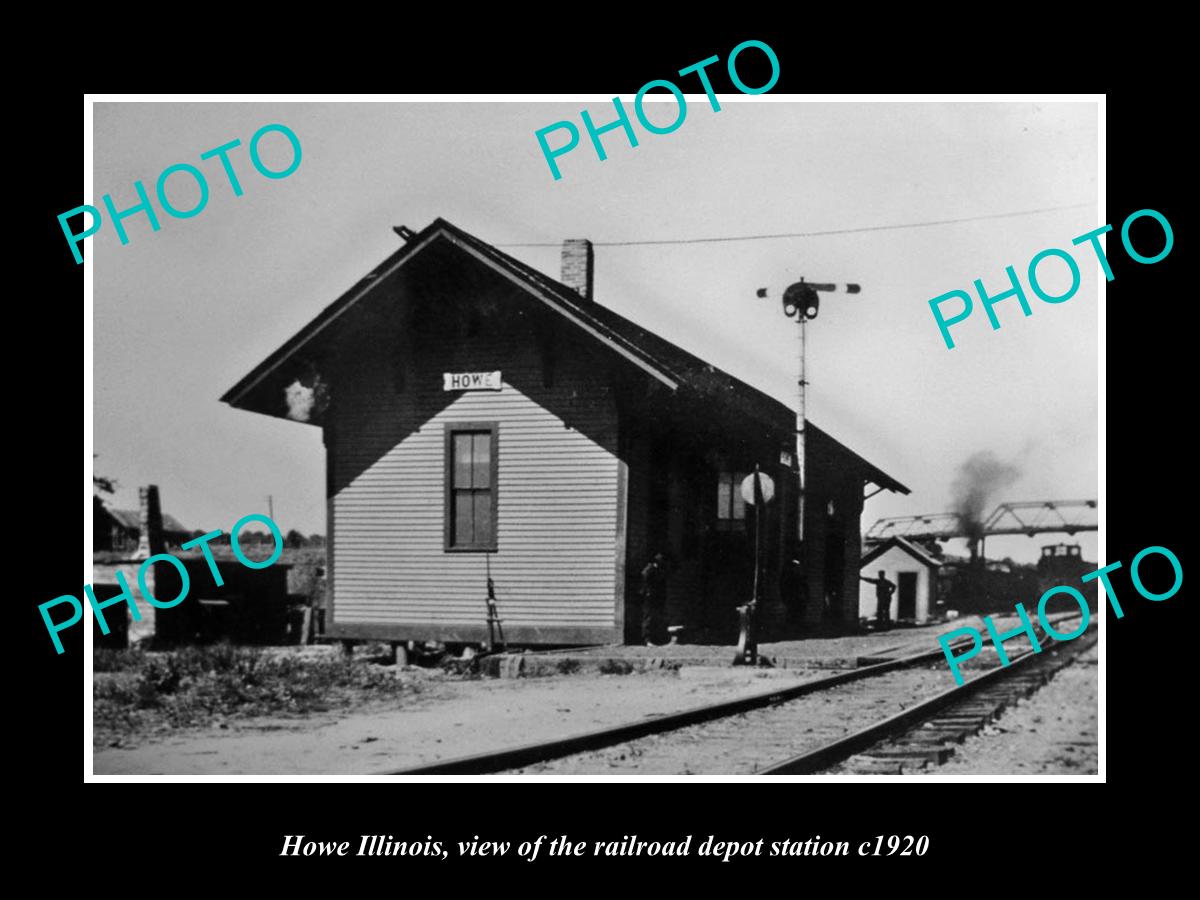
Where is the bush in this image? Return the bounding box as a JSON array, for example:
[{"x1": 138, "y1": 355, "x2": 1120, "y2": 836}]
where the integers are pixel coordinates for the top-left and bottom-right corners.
[
  {"x1": 598, "y1": 659, "x2": 634, "y2": 676},
  {"x1": 94, "y1": 647, "x2": 143, "y2": 673},
  {"x1": 93, "y1": 643, "x2": 421, "y2": 741},
  {"x1": 554, "y1": 658, "x2": 581, "y2": 675}
]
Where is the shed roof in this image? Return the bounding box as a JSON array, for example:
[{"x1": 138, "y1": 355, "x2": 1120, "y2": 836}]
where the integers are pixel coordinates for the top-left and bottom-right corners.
[
  {"x1": 861, "y1": 536, "x2": 941, "y2": 569},
  {"x1": 108, "y1": 508, "x2": 189, "y2": 534},
  {"x1": 222, "y1": 217, "x2": 908, "y2": 495}
]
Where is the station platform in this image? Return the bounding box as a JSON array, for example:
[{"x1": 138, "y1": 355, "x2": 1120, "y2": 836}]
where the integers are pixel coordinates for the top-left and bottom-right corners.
[{"x1": 479, "y1": 616, "x2": 986, "y2": 678}]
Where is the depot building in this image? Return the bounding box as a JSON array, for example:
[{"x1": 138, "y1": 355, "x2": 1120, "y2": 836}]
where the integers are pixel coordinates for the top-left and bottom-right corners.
[{"x1": 223, "y1": 218, "x2": 909, "y2": 647}]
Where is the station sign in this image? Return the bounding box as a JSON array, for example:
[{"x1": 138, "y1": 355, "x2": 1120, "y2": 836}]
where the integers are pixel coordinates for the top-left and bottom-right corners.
[{"x1": 443, "y1": 371, "x2": 502, "y2": 391}]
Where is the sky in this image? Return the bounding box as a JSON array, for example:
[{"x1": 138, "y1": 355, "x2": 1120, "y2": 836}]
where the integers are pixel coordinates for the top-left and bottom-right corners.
[{"x1": 92, "y1": 99, "x2": 1098, "y2": 563}]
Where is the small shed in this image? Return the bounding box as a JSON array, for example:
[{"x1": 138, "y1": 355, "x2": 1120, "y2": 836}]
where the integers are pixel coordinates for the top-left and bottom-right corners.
[
  {"x1": 96, "y1": 505, "x2": 191, "y2": 552},
  {"x1": 859, "y1": 536, "x2": 940, "y2": 624}
]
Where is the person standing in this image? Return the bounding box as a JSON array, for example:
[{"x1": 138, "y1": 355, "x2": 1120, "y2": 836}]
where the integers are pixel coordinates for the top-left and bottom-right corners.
[
  {"x1": 640, "y1": 552, "x2": 668, "y2": 646},
  {"x1": 860, "y1": 569, "x2": 896, "y2": 629}
]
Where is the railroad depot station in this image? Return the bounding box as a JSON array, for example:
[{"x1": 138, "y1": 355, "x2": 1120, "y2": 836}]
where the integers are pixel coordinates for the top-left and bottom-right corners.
[{"x1": 223, "y1": 218, "x2": 910, "y2": 648}]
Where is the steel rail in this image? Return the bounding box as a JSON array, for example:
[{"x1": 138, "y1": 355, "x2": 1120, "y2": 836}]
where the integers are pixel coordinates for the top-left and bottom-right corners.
[
  {"x1": 381, "y1": 611, "x2": 1082, "y2": 776},
  {"x1": 758, "y1": 628, "x2": 1096, "y2": 774}
]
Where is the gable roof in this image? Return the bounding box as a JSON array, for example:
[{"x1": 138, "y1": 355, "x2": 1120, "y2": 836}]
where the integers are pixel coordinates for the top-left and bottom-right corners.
[
  {"x1": 221, "y1": 217, "x2": 908, "y2": 495},
  {"x1": 861, "y1": 536, "x2": 941, "y2": 569}
]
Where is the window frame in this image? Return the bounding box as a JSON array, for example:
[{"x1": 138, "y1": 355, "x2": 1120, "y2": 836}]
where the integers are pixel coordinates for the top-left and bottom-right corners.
[
  {"x1": 716, "y1": 469, "x2": 749, "y2": 531},
  {"x1": 443, "y1": 422, "x2": 499, "y2": 553}
]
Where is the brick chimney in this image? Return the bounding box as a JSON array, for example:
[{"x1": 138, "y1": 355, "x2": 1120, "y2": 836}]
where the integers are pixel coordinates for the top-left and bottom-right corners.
[
  {"x1": 561, "y1": 239, "x2": 594, "y2": 302},
  {"x1": 136, "y1": 484, "x2": 165, "y2": 559}
]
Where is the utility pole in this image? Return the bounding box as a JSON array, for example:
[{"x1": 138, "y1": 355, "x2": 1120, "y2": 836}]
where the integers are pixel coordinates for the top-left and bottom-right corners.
[
  {"x1": 796, "y1": 297, "x2": 808, "y2": 542},
  {"x1": 757, "y1": 280, "x2": 860, "y2": 544},
  {"x1": 268, "y1": 494, "x2": 274, "y2": 521}
]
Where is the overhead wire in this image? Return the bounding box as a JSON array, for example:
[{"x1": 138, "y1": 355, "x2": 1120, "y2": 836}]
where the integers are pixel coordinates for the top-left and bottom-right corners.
[{"x1": 497, "y1": 202, "x2": 1093, "y2": 248}]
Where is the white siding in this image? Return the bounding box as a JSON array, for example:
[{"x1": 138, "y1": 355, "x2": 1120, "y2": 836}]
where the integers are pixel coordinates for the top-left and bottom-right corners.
[
  {"x1": 858, "y1": 545, "x2": 934, "y2": 623},
  {"x1": 330, "y1": 326, "x2": 620, "y2": 632}
]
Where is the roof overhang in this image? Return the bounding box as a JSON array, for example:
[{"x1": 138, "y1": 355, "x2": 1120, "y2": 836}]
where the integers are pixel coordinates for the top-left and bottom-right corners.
[
  {"x1": 807, "y1": 423, "x2": 910, "y2": 496},
  {"x1": 861, "y1": 536, "x2": 939, "y2": 569}
]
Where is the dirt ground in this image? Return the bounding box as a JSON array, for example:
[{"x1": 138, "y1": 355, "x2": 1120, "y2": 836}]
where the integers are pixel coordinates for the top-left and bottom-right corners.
[
  {"x1": 929, "y1": 642, "x2": 1098, "y2": 776},
  {"x1": 93, "y1": 615, "x2": 1093, "y2": 777},
  {"x1": 93, "y1": 665, "x2": 822, "y2": 775}
]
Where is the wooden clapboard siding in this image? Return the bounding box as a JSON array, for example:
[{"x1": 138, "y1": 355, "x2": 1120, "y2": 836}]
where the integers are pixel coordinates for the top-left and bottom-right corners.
[{"x1": 327, "y1": 310, "x2": 621, "y2": 641}]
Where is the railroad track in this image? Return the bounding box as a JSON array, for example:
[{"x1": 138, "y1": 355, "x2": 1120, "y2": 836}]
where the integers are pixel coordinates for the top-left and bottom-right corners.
[
  {"x1": 384, "y1": 613, "x2": 1094, "y2": 776},
  {"x1": 762, "y1": 632, "x2": 1095, "y2": 774}
]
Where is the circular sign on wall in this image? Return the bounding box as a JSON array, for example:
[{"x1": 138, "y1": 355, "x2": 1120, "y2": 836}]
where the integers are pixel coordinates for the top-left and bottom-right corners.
[{"x1": 741, "y1": 471, "x2": 775, "y2": 506}]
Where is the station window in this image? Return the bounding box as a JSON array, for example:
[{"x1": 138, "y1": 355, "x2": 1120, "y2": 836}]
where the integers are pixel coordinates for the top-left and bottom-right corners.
[
  {"x1": 445, "y1": 424, "x2": 498, "y2": 551},
  {"x1": 716, "y1": 471, "x2": 748, "y2": 530}
]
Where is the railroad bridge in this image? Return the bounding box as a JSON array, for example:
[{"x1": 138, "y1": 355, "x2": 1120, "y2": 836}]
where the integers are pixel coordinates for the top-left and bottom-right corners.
[{"x1": 866, "y1": 500, "x2": 1097, "y2": 561}]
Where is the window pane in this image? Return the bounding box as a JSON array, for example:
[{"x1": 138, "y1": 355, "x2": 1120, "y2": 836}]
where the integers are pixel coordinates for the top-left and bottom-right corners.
[
  {"x1": 448, "y1": 429, "x2": 497, "y2": 548},
  {"x1": 717, "y1": 478, "x2": 731, "y2": 519},
  {"x1": 732, "y1": 473, "x2": 747, "y2": 520},
  {"x1": 473, "y1": 491, "x2": 493, "y2": 545},
  {"x1": 472, "y1": 432, "x2": 491, "y2": 488},
  {"x1": 454, "y1": 490, "x2": 474, "y2": 545},
  {"x1": 453, "y1": 434, "x2": 473, "y2": 488}
]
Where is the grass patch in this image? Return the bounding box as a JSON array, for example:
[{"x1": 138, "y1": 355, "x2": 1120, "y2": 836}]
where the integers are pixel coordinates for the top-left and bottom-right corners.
[{"x1": 94, "y1": 644, "x2": 421, "y2": 746}]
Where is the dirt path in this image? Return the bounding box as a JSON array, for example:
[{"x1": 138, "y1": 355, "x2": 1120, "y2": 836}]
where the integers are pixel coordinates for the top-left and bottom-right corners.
[{"x1": 93, "y1": 666, "x2": 820, "y2": 775}]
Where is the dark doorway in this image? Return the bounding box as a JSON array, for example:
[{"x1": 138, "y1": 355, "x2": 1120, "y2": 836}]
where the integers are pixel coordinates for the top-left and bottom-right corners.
[
  {"x1": 626, "y1": 435, "x2": 672, "y2": 644},
  {"x1": 704, "y1": 472, "x2": 754, "y2": 639},
  {"x1": 704, "y1": 538, "x2": 752, "y2": 638},
  {"x1": 898, "y1": 571, "x2": 918, "y2": 620}
]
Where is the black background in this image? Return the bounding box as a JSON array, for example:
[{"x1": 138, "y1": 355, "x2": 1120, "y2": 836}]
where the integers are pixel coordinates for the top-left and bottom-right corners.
[{"x1": 21, "y1": 28, "x2": 1187, "y2": 885}]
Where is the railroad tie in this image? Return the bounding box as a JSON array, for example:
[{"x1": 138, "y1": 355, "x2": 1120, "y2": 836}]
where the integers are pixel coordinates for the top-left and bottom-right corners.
[{"x1": 845, "y1": 639, "x2": 1093, "y2": 775}]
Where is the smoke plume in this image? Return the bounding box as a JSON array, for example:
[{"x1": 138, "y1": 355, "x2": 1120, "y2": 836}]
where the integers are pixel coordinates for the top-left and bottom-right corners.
[{"x1": 951, "y1": 451, "x2": 1020, "y2": 553}]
